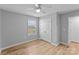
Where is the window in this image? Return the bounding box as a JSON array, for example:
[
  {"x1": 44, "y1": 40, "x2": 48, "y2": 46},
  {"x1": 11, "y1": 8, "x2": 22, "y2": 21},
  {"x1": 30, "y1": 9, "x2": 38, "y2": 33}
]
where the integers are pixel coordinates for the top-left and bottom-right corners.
[{"x1": 28, "y1": 19, "x2": 37, "y2": 35}]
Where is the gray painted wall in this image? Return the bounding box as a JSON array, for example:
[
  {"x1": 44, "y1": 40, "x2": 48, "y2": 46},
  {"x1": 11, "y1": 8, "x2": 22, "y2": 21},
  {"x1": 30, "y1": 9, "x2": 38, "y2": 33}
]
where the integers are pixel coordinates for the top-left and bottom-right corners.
[
  {"x1": 1, "y1": 10, "x2": 28, "y2": 48},
  {"x1": 39, "y1": 15, "x2": 52, "y2": 43},
  {"x1": 1, "y1": 10, "x2": 38, "y2": 49},
  {"x1": 60, "y1": 10, "x2": 79, "y2": 44},
  {"x1": 60, "y1": 14, "x2": 68, "y2": 44},
  {"x1": 51, "y1": 13, "x2": 60, "y2": 45},
  {"x1": 0, "y1": 10, "x2": 1, "y2": 49},
  {"x1": 39, "y1": 13, "x2": 60, "y2": 45}
]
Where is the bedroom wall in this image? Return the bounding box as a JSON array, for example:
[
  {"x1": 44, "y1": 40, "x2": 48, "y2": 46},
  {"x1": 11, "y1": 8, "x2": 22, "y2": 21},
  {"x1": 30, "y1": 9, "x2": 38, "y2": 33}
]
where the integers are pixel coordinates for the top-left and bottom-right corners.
[
  {"x1": 39, "y1": 13, "x2": 60, "y2": 46},
  {"x1": 60, "y1": 14, "x2": 68, "y2": 44},
  {"x1": 51, "y1": 13, "x2": 60, "y2": 45},
  {"x1": 60, "y1": 10, "x2": 79, "y2": 45},
  {"x1": 1, "y1": 10, "x2": 38, "y2": 49},
  {"x1": 39, "y1": 15, "x2": 52, "y2": 43},
  {"x1": 0, "y1": 10, "x2": 1, "y2": 49}
]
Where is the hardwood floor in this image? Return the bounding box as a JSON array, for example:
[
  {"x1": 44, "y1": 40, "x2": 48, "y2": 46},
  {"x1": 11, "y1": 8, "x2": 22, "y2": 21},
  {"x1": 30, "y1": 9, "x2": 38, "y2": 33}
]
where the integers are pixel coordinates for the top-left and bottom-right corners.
[{"x1": 1, "y1": 39, "x2": 79, "y2": 55}]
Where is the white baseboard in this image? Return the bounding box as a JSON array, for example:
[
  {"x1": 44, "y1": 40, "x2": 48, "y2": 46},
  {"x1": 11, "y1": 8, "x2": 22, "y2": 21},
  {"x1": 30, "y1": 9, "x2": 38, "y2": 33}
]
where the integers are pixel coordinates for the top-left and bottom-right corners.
[
  {"x1": 39, "y1": 39, "x2": 60, "y2": 46},
  {"x1": 70, "y1": 40, "x2": 79, "y2": 43},
  {"x1": 60, "y1": 42, "x2": 68, "y2": 46},
  {"x1": 1, "y1": 39, "x2": 60, "y2": 50},
  {"x1": 1, "y1": 39, "x2": 37, "y2": 50},
  {"x1": 51, "y1": 42, "x2": 60, "y2": 46}
]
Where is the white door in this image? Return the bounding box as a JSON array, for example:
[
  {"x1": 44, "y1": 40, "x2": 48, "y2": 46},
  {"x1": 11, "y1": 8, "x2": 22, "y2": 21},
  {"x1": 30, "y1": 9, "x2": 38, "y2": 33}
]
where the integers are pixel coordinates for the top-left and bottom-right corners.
[{"x1": 68, "y1": 16, "x2": 79, "y2": 43}]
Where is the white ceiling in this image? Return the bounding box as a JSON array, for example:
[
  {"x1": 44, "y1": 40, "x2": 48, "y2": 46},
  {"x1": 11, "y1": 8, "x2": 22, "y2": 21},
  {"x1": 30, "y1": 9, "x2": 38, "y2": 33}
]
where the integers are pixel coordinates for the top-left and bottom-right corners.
[{"x1": 0, "y1": 4, "x2": 79, "y2": 17}]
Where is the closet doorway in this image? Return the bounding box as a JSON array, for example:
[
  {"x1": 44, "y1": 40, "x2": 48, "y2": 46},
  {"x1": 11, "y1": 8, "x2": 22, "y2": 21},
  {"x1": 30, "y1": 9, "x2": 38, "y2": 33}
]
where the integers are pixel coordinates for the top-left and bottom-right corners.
[{"x1": 68, "y1": 16, "x2": 79, "y2": 43}]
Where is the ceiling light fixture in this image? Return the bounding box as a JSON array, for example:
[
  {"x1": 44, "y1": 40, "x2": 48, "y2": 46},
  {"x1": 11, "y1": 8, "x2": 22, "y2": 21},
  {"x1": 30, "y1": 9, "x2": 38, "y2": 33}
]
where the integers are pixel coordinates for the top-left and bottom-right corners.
[
  {"x1": 35, "y1": 4, "x2": 39, "y2": 7},
  {"x1": 36, "y1": 8, "x2": 40, "y2": 13}
]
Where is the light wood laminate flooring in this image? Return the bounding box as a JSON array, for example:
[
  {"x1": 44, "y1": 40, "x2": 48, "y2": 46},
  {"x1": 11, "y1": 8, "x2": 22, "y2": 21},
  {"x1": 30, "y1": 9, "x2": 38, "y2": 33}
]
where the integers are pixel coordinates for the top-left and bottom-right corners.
[{"x1": 1, "y1": 39, "x2": 79, "y2": 55}]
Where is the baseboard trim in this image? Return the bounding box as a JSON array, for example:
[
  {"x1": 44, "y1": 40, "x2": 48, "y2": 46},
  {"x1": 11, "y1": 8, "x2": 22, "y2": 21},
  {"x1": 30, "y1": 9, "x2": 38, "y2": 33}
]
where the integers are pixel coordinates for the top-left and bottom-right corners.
[
  {"x1": 71, "y1": 41, "x2": 79, "y2": 44},
  {"x1": 1, "y1": 39, "x2": 37, "y2": 50},
  {"x1": 39, "y1": 39, "x2": 60, "y2": 46},
  {"x1": 60, "y1": 42, "x2": 68, "y2": 46},
  {"x1": 51, "y1": 42, "x2": 60, "y2": 46},
  {"x1": 1, "y1": 39, "x2": 61, "y2": 50}
]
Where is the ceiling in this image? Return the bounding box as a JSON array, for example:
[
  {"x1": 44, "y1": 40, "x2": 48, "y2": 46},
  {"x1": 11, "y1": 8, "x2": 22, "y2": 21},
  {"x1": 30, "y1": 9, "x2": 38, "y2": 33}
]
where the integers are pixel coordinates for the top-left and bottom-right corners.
[{"x1": 0, "y1": 4, "x2": 79, "y2": 17}]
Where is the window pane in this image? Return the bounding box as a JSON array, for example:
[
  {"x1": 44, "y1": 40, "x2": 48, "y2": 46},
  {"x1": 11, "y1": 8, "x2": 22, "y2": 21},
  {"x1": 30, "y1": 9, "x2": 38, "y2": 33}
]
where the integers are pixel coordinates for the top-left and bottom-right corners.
[{"x1": 28, "y1": 19, "x2": 37, "y2": 35}]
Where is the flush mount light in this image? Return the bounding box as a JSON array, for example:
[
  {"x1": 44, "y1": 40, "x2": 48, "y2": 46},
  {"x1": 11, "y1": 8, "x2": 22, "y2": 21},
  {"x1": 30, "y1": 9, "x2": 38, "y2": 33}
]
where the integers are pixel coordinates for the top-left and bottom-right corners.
[
  {"x1": 35, "y1": 4, "x2": 39, "y2": 7},
  {"x1": 36, "y1": 8, "x2": 40, "y2": 13},
  {"x1": 35, "y1": 4, "x2": 41, "y2": 13}
]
